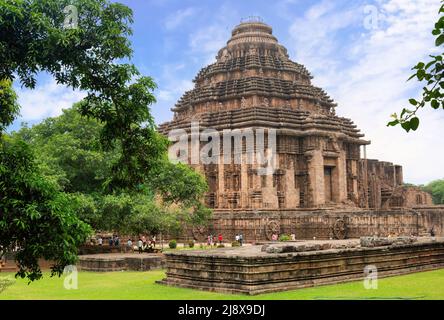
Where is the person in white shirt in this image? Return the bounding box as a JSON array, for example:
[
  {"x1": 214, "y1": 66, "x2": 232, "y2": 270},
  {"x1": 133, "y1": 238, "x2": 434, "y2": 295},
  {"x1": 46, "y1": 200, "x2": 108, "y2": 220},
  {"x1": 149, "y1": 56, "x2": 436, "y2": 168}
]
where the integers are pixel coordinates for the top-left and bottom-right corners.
[{"x1": 138, "y1": 239, "x2": 143, "y2": 254}]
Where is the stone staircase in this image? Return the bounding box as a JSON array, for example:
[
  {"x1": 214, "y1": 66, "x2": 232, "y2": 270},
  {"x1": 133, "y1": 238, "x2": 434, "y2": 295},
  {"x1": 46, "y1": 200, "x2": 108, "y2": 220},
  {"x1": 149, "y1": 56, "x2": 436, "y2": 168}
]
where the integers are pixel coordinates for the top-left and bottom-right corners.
[{"x1": 0, "y1": 262, "x2": 18, "y2": 273}]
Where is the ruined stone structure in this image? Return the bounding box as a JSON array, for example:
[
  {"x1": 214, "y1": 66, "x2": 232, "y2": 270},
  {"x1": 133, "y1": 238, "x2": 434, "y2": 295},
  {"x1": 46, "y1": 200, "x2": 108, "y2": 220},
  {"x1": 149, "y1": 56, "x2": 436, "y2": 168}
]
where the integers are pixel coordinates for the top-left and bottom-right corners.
[
  {"x1": 159, "y1": 20, "x2": 443, "y2": 241},
  {"x1": 159, "y1": 237, "x2": 444, "y2": 295}
]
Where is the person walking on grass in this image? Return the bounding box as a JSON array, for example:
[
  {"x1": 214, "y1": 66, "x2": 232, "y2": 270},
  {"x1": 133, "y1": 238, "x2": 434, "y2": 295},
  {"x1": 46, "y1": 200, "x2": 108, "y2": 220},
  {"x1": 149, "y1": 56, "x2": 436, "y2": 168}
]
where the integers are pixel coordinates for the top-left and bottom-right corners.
[
  {"x1": 218, "y1": 233, "x2": 223, "y2": 245},
  {"x1": 239, "y1": 233, "x2": 243, "y2": 246}
]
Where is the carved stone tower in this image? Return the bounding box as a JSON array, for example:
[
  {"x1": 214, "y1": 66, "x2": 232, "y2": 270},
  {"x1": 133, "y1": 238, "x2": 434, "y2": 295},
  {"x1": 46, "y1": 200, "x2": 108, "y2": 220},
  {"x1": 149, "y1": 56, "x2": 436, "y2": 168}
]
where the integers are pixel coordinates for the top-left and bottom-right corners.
[{"x1": 159, "y1": 20, "x2": 435, "y2": 240}]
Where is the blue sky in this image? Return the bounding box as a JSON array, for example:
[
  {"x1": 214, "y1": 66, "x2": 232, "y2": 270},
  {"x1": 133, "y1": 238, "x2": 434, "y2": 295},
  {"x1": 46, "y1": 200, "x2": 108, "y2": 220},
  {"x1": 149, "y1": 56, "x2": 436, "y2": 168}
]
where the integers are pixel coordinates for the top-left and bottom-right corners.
[{"x1": 10, "y1": 0, "x2": 444, "y2": 184}]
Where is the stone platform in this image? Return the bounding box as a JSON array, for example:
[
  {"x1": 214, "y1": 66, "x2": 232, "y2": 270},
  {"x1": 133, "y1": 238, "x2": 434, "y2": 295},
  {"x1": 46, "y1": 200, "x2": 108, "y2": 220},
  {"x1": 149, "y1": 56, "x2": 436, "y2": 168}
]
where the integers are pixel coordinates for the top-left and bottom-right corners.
[
  {"x1": 78, "y1": 253, "x2": 165, "y2": 272},
  {"x1": 158, "y1": 237, "x2": 444, "y2": 295}
]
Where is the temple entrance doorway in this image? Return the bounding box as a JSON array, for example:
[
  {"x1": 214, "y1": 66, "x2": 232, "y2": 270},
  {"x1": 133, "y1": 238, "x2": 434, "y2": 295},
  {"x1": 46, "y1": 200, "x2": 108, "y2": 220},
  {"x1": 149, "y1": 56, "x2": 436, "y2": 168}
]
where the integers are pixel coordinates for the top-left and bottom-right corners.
[{"x1": 324, "y1": 166, "x2": 334, "y2": 203}]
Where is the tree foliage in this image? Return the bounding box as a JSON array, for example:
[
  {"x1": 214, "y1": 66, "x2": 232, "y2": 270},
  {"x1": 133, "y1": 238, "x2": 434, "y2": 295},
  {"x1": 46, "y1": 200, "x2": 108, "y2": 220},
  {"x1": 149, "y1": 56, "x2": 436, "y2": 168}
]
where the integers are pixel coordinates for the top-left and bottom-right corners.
[
  {"x1": 388, "y1": 2, "x2": 444, "y2": 132},
  {"x1": 13, "y1": 107, "x2": 211, "y2": 236},
  {"x1": 423, "y1": 179, "x2": 444, "y2": 204},
  {"x1": 0, "y1": 0, "x2": 172, "y2": 281},
  {"x1": 14, "y1": 105, "x2": 115, "y2": 193},
  {"x1": 0, "y1": 0, "x2": 166, "y2": 188},
  {"x1": 0, "y1": 136, "x2": 92, "y2": 281},
  {"x1": 0, "y1": 79, "x2": 19, "y2": 132}
]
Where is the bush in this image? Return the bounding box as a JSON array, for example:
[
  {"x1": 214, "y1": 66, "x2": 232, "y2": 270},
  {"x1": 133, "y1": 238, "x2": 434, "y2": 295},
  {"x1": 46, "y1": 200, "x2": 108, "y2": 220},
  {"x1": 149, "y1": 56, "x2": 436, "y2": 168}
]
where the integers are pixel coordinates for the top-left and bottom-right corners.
[
  {"x1": 169, "y1": 240, "x2": 177, "y2": 249},
  {"x1": 279, "y1": 234, "x2": 291, "y2": 242},
  {"x1": 188, "y1": 240, "x2": 195, "y2": 248},
  {"x1": 217, "y1": 244, "x2": 225, "y2": 248},
  {"x1": 231, "y1": 241, "x2": 240, "y2": 247}
]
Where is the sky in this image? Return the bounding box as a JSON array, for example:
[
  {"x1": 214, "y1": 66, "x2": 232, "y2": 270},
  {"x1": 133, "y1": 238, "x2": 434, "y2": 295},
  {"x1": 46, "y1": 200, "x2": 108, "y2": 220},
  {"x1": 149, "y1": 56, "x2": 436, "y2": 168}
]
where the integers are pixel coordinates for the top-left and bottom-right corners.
[{"x1": 9, "y1": 0, "x2": 444, "y2": 185}]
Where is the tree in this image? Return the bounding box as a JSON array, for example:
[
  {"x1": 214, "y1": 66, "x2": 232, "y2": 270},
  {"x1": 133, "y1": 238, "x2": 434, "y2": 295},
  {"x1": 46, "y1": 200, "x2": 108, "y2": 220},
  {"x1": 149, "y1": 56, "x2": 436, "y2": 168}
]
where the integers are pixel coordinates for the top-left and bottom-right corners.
[
  {"x1": 388, "y1": 2, "x2": 444, "y2": 132},
  {"x1": 0, "y1": 0, "x2": 167, "y2": 281},
  {"x1": 13, "y1": 106, "x2": 211, "y2": 234},
  {"x1": 14, "y1": 105, "x2": 116, "y2": 193},
  {"x1": 0, "y1": 135, "x2": 92, "y2": 281},
  {"x1": 148, "y1": 159, "x2": 211, "y2": 226},
  {"x1": 0, "y1": 79, "x2": 19, "y2": 132},
  {"x1": 423, "y1": 179, "x2": 444, "y2": 204},
  {"x1": 1, "y1": 0, "x2": 167, "y2": 187}
]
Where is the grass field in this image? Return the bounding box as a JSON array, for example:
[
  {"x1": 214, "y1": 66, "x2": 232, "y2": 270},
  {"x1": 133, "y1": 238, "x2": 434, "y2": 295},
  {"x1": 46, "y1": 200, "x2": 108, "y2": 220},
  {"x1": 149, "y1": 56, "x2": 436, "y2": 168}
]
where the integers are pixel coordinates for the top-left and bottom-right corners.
[{"x1": 0, "y1": 269, "x2": 443, "y2": 300}]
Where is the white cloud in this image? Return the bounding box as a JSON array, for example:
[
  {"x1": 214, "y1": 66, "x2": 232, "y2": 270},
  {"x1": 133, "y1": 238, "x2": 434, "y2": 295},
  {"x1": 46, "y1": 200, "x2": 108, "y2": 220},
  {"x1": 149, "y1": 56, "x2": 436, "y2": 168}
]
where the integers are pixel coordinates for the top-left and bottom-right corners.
[
  {"x1": 188, "y1": 4, "x2": 240, "y2": 64},
  {"x1": 153, "y1": 4, "x2": 241, "y2": 124},
  {"x1": 287, "y1": 0, "x2": 443, "y2": 184},
  {"x1": 164, "y1": 7, "x2": 198, "y2": 30},
  {"x1": 16, "y1": 79, "x2": 85, "y2": 121}
]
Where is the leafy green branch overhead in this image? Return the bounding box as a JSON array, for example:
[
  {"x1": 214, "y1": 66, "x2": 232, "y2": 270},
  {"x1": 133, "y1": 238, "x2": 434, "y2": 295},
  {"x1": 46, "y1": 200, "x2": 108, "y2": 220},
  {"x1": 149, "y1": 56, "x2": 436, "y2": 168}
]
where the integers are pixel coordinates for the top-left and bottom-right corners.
[
  {"x1": 388, "y1": 2, "x2": 444, "y2": 132},
  {"x1": 0, "y1": 0, "x2": 210, "y2": 281}
]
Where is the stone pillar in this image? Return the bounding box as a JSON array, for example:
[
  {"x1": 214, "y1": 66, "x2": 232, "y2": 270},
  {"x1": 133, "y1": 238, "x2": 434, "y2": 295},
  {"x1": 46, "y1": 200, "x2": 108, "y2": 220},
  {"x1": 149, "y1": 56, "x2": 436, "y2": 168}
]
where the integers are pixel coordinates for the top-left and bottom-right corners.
[
  {"x1": 351, "y1": 160, "x2": 359, "y2": 195},
  {"x1": 240, "y1": 153, "x2": 249, "y2": 208},
  {"x1": 336, "y1": 149, "x2": 348, "y2": 203},
  {"x1": 218, "y1": 155, "x2": 226, "y2": 209},
  {"x1": 285, "y1": 167, "x2": 299, "y2": 208},
  {"x1": 306, "y1": 150, "x2": 324, "y2": 206}
]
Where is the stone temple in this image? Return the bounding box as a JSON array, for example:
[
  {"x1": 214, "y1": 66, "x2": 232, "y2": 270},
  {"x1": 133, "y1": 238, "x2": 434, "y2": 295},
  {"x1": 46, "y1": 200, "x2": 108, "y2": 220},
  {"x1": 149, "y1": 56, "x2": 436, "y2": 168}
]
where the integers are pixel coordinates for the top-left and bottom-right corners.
[{"x1": 159, "y1": 20, "x2": 443, "y2": 241}]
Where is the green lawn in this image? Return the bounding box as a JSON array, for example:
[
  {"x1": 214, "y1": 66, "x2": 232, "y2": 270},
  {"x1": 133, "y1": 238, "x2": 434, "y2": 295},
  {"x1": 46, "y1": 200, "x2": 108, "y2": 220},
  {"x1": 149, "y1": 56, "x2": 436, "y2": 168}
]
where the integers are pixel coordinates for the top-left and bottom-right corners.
[{"x1": 0, "y1": 269, "x2": 443, "y2": 300}]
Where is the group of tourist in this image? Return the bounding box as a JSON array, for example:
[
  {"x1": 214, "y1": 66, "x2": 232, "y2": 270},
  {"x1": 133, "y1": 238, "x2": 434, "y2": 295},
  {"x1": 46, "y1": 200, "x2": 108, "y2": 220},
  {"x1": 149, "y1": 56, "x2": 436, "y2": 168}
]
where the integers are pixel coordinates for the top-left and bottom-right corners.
[
  {"x1": 96, "y1": 235, "x2": 120, "y2": 247},
  {"x1": 92, "y1": 234, "x2": 161, "y2": 253},
  {"x1": 234, "y1": 233, "x2": 244, "y2": 246},
  {"x1": 207, "y1": 234, "x2": 223, "y2": 246},
  {"x1": 136, "y1": 235, "x2": 157, "y2": 253}
]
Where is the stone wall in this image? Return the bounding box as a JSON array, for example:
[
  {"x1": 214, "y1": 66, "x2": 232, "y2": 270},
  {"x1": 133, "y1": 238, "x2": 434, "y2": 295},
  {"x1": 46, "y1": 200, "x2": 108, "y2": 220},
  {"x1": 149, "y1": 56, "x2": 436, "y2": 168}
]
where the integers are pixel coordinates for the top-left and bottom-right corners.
[
  {"x1": 78, "y1": 254, "x2": 165, "y2": 272},
  {"x1": 187, "y1": 207, "x2": 444, "y2": 242}
]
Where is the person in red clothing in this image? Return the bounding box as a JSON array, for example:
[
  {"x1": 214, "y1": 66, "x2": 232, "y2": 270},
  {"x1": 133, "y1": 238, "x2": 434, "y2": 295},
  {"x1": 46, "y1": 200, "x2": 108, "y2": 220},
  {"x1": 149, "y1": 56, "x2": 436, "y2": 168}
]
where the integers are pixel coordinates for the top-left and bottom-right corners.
[{"x1": 218, "y1": 233, "x2": 223, "y2": 245}]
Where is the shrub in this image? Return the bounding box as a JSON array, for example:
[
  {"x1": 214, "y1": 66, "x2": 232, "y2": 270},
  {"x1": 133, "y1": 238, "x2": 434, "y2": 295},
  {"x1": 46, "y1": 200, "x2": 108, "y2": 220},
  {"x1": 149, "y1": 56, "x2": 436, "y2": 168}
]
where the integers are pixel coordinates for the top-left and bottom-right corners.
[
  {"x1": 188, "y1": 240, "x2": 195, "y2": 248},
  {"x1": 279, "y1": 234, "x2": 291, "y2": 242},
  {"x1": 217, "y1": 244, "x2": 225, "y2": 248},
  {"x1": 169, "y1": 240, "x2": 177, "y2": 249},
  {"x1": 231, "y1": 241, "x2": 240, "y2": 247}
]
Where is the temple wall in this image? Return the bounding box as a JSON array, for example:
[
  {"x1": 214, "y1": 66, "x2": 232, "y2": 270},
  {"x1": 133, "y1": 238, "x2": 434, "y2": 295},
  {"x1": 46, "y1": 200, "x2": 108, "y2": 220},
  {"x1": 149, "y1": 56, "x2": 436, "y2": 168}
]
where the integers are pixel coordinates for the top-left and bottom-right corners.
[{"x1": 187, "y1": 208, "x2": 444, "y2": 242}]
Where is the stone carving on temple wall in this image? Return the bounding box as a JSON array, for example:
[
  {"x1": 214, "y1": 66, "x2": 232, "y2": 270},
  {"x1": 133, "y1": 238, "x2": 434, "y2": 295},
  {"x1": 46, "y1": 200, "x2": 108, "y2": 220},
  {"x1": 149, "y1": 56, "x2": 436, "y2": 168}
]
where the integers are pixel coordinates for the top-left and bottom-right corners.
[
  {"x1": 241, "y1": 97, "x2": 248, "y2": 108},
  {"x1": 192, "y1": 225, "x2": 208, "y2": 241},
  {"x1": 332, "y1": 217, "x2": 349, "y2": 239},
  {"x1": 219, "y1": 49, "x2": 231, "y2": 62},
  {"x1": 262, "y1": 97, "x2": 269, "y2": 107},
  {"x1": 248, "y1": 47, "x2": 257, "y2": 56},
  {"x1": 285, "y1": 100, "x2": 291, "y2": 109},
  {"x1": 265, "y1": 220, "x2": 280, "y2": 240}
]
